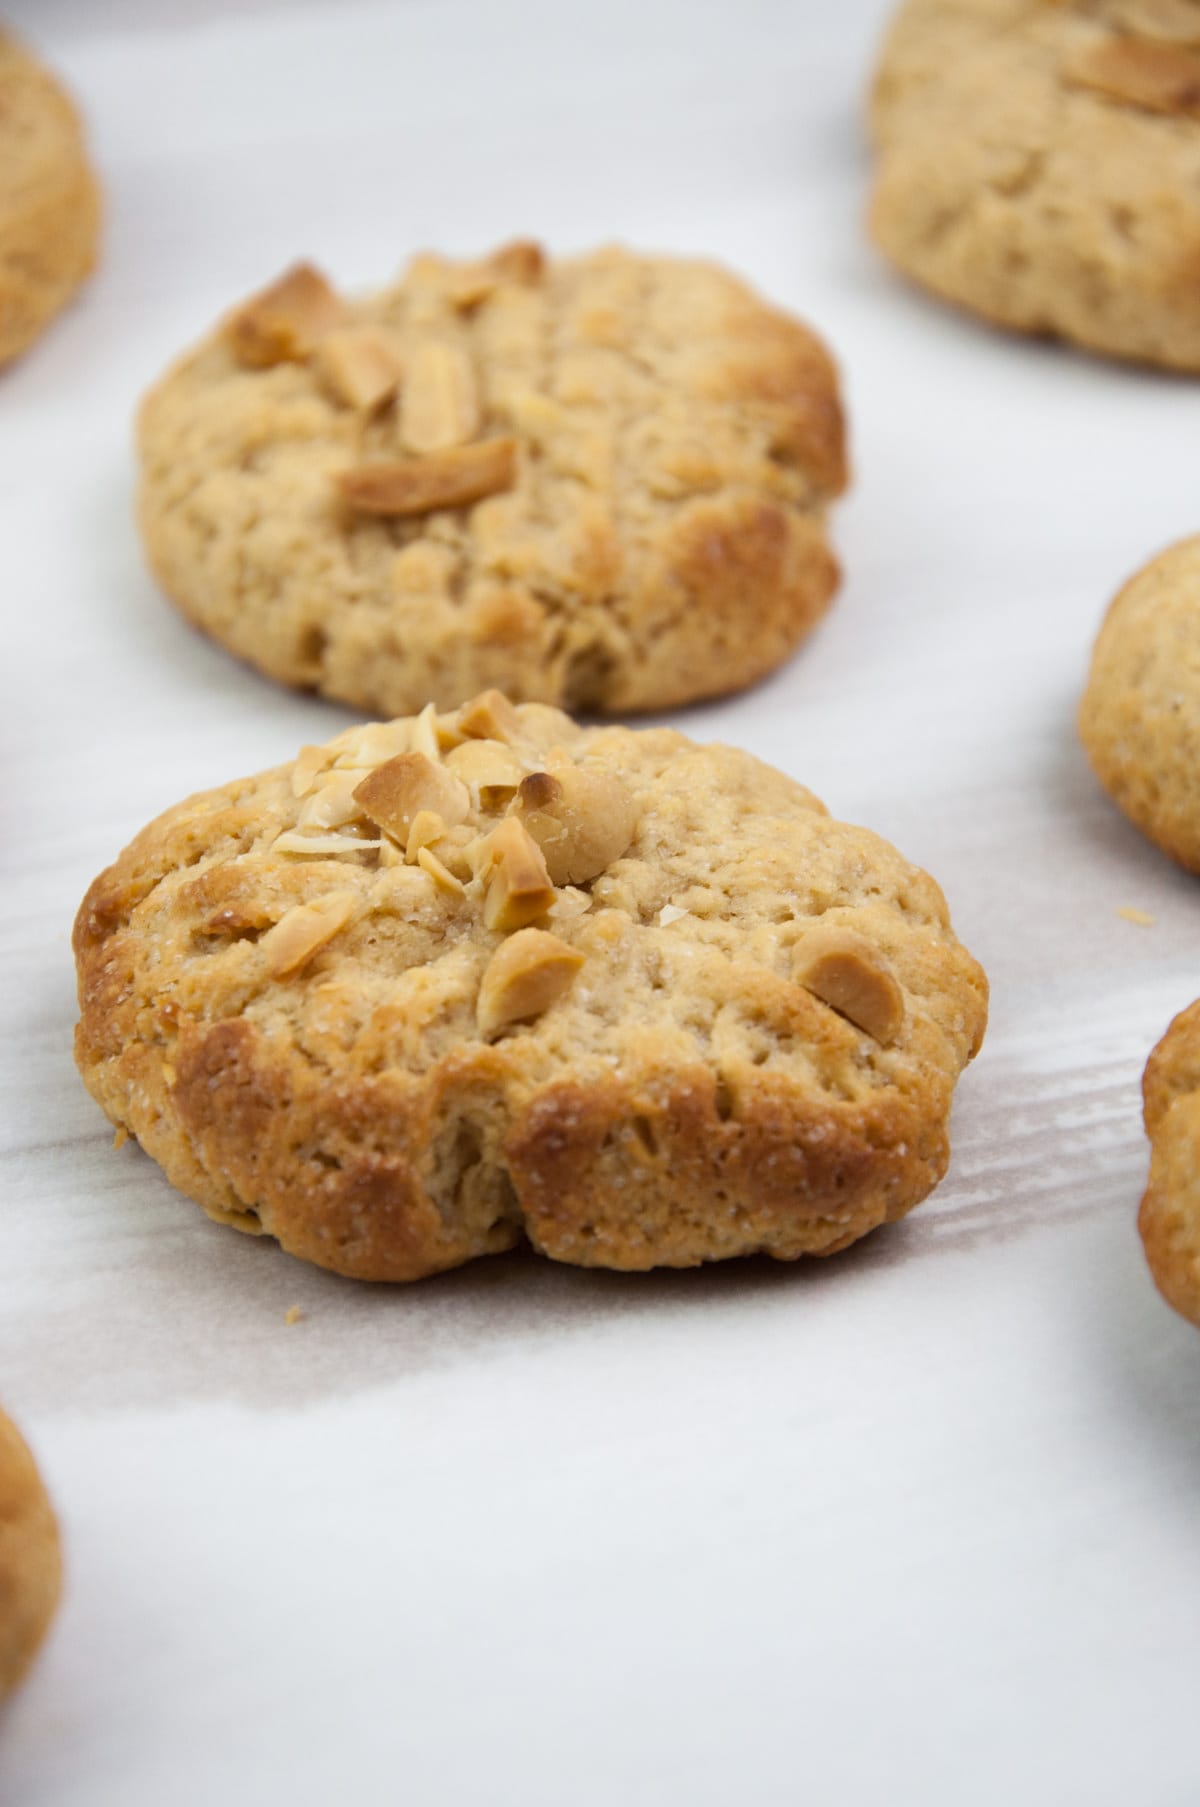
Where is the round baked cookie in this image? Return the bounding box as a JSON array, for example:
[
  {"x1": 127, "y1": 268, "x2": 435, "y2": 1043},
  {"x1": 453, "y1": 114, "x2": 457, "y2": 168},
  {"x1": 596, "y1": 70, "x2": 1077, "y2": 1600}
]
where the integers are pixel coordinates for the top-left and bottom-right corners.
[
  {"x1": 870, "y1": 0, "x2": 1200, "y2": 370},
  {"x1": 1079, "y1": 536, "x2": 1200, "y2": 873},
  {"x1": 1140, "y1": 1000, "x2": 1200, "y2": 1326},
  {"x1": 0, "y1": 1408, "x2": 61, "y2": 1697},
  {"x1": 0, "y1": 31, "x2": 100, "y2": 366},
  {"x1": 136, "y1": 244, "x2": 847, "y2": 716},
  {"x1": 73, "y1": 695, "x2": 987, "y2": 1281}
]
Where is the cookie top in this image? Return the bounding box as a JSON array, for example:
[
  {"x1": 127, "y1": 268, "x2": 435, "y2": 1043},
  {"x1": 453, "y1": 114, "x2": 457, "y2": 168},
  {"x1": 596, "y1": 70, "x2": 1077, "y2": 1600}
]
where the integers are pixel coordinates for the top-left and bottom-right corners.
[
  {"x1": 0, "y1": 32, "x2": 99, "y2": 365},
  {"x1": 1141, "y1": 1000, "x2": 1200, "y2": 1326},
  {"x1": 137, "y1": 244, "x2": 846, "y2": 717},
  {"x1": 74, "y1": 695, "x2": 987, "y2": 1282},
  {"x1": 1079, "y1": 536, "x2": 1200, "y2": 874},
  {"x1": 870, "y1": 0, "x2": 1200, "y2": 369},
  {"x1": 0, "y1": 1408, "x2": 61, "y2": 1697}
]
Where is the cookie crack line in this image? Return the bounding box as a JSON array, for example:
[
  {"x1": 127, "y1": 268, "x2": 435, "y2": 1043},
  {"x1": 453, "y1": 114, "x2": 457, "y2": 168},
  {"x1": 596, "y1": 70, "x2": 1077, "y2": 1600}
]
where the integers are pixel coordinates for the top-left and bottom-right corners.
[
  {"x1": 73, "y1": 694, "x2": 988, "y2": 1284},
  {"x1": 137, "y1": 241, "x2": 848, "y2": 717}
]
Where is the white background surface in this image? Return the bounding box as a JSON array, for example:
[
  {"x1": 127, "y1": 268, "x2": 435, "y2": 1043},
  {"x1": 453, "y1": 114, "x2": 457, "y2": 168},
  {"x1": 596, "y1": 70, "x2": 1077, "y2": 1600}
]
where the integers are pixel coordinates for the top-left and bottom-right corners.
[{"x1": 2, "y1": 2, "x2": 1198, "y2": 1802}]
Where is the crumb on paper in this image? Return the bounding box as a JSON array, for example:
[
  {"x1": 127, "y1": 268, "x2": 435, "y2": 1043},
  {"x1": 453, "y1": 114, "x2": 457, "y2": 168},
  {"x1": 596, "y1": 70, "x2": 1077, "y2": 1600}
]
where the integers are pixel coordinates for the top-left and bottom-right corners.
[
  {"x1": 1116, "y1": 906, "x2": 1155, "y2": 927},
  {"x1": 112, "y1": 1125, "x2": 128, "y2": 1150},
  {"x1": 284, "y1": 1305, "x2": 303, "y2": 1327}
]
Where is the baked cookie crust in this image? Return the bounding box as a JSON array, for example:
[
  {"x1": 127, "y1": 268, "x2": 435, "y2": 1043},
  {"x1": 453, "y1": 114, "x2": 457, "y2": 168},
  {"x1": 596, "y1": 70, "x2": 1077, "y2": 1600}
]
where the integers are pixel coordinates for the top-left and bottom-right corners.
[
  {"x1": 1140, "y1": 1000, "x2": 1200, "y2": 1326},
  {"x1": 137, "y1": 245, "x2": 847, "y2": 716},
  {"x1": 870, "y1": 0, "x2": 1200, "y2": 370},
  {"x1": 0, "y1": 32, "x2": 99, "y2": 366},
  {"x1": 1079, "y1": 536, "x2": 1200, "y2": 874},
  {"x1": 74, "y1": 696, "x2": 987, "y2": 1282},
  {"x1": 0, "y1": 1409, "x2": 61, "y2": 1697}
]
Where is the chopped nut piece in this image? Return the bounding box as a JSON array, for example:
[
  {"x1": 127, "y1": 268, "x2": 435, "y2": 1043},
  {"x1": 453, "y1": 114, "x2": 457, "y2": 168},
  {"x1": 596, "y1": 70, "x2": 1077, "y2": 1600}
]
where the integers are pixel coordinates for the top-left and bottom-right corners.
[
  {"x1": 337, "y1": 438, "x2": 518, "y2": 517},
  {"x1": 476, "y1": 927, "x2": 584, "y2": 1037},
  {"x1": 658, "y1": 903, "x2": 688, "y2": 927},
  {"x1": 330, "y1": 720, "x2": 411, "y2": 769},
  {"x1": 263, "y1": 890, "x2": 358, "y2": 977},
  {"x1": 445, "y1": 738, "x2": 526, "y2": 809},
  {"x1": 1116, "y1": 905, "x2": 1156, "y2": 926},
  {"x1": 1064, "y1": 35, "x2": 1200, "y2": 113},
  {"x1": 548, "y1": 886, "x2": 591, "y2": 922},
  {"x1": 298, "y1": 769, "x2": 370, "y2": 830},
  {"x1": 399, "y1": 340, "x2": 480, "y2": 452},
  {"x1": 353, "y1": 752, "x2": 470, "y2": 843},
  {"x1": 417, "y1": 845, "x2": 467, "y2": 897},
  {"x1": 794, "y1": 927, "x2": 905, "y2": 1045},
  {"x1": 227, "y1": 263, "x2": 345, "y2": 368},
  {"x1": 512, "y1": 762, "x2": 637, "y2": 886},
  {"x1": 292, "y1": 743, "x2": 333, "y2": 798},
  {"x1": 405, "y1": 809, "x2": 447, "y2": 861},
  {"x1": 456, "y1": 688, "x2": 523, "y2": 743},
  {"x1": 450, "y1": 239, "x2": 545, "y2": 309},
  {"x1": 271, "y1": 830, "x2": 383, "y2": 857},
  {"x1": 112, "y1": 1124, "x2": 129, "y2": 1150},
  {"x1": 428, "y1": 824, "x2": 478, "y2": 881},
  {"x1": 478, "y1": 817, "x2": 556, "y2": 932},
  {"x1": 411, "y1": 702, "x2": 442, "y2": 762},
  {"x1": 315, "y1": 325, "x2": 405, "y2": 409}
]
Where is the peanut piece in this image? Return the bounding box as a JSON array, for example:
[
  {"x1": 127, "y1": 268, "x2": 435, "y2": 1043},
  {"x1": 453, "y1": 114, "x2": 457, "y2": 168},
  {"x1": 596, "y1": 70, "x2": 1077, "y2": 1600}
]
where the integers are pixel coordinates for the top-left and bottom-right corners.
[
  {"x1": 794, "y1": 928, "x2": 905, "y2": 1045},
  {"x1": 227, "y1": 263, "x2": 345, "y2": 368},
  {"x1": 476, "y1": 927, "x2": 584, "y2": 1037},
  {"x1": 1064, "y1": 34, "x2": 1200, "y2": 112},
  {"x1": 417, "y1": 845, "x2": 466, "y2": 897},
  {"x1": 405, "y1": 809, "x2": 447, "y2": 862},
  {"x1": 337, "y1": 438, "x2": 518, "y2": 517},
  {"x1": 477, "y1": 817, "x2": 555, "y2": 932},
  {"x1": 399, "y1": 340, "x2": 480, "y2": 452},
  {"x1": 298, "y1": 768, "x2": 371, "y2": 830},
  {"x1": 450, "y1": 240, "x2": 545, "y2": 309},
  {"x1": 263, "y1": 890, "x2": 358, "y2": 977},
  {"x1": 456, "y1": 689, "x2": 523, "y2": 743},
  {"x1": 353, "y1": 752, "x2": 470, "y2": 843},
  {"x1": 316, "y1": 326, "x2": 405, "y2": 409},
  {"x1": 512, "y1": 763, "x2": 637, "y2": 886}
]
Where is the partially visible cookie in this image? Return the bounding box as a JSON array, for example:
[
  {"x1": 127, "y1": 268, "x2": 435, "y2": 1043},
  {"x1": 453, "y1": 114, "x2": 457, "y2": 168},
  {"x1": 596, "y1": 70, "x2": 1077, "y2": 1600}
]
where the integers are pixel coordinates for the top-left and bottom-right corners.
[
  {"x1": 137, "y1": 244, "x2": 847, "y2": 716},
  {"x1": 0, "y1": 32, "x2": 100, "y2": 366},
  {"x1": 870, "y1": 0, "x2": 1200, "y2": 370},
  {"x1": 73, "y1": 695, "x2": 987, "y2": 1281},
  {"x1": 1079, "y1": 537, "x2": 1200, "y2": 873},
  {"x1": 1140, "y1": 1000, "x2": 1200, "y2": 1326},
  {"x1": 0, "y1": 1409, "x2": 61, "y2": 1696}
]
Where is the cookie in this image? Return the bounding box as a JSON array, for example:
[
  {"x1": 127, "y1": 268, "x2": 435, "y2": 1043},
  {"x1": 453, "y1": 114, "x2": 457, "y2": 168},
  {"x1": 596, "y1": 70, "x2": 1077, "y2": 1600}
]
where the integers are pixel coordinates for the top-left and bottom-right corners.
[
  {"x1": 0, "y1": 1409, "x2": 61, "y2": 1696},
  {"x1": 137, "y1": 243, "x2": 847, "y2": 716},
  {"x1": 73, "y1": 694, "x2": 987, "y2": 1281},
  {"x1": 1140, "y1": 1000, "x2": 1200, "y2": 1326},
  {"x1": 1079, "y1": 537, "x2": 1200, "y2": 873},
  {"x1": 0, "y1": 32, "x2": 100, "y2": 365},
  {"x1": 869, "y1": 0, "x2": 1200, "y2": 370}
]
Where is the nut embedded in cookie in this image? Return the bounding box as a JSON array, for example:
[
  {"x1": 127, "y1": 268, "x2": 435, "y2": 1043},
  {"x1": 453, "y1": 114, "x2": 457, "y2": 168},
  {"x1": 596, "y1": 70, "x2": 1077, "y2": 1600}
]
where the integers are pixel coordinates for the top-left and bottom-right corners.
[{"x1": 71, "y1": 695, "x2": 987, "y2": 1282}]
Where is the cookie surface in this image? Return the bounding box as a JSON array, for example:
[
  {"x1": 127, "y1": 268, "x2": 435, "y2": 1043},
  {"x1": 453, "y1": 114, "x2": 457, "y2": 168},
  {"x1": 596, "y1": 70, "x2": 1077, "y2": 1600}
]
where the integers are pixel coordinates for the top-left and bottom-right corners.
[
  {"x1": 0, "y1": 1409, "x2": 61, "y2": 1697},
  {"x1": 1079, "y1": 537, "x2": 1200, "y2": 873},
  {"x1": 870, "y1": 0, "x2": 1200, "y2": 369},
  {"x1": 137, "y1": 244, "x2": 846, "y2": 716},
  {"x1": 74, "y1": 696, "x2": 987, "y2": 1281},
  {"x1": 1140, "y1": 1000, "x2": 1200, "y2": 1326},
  {"x1": 0, "y1": 32, "x2": 99, "y2": 365}
]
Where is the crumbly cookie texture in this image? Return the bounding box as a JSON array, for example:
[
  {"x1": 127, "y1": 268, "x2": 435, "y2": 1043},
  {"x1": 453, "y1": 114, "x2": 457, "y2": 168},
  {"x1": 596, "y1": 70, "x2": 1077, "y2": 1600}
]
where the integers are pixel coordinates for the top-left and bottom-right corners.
[
  {"x1": 1141, "y1": 1000, "x2": 1200, "y2": 1326},
  {"x1": 869, "y1": 0, "x2": 1200, "y2": 369},
  {"x1": 1079, "y1": 537, "x2": 1200, "y2": 873},
  {"x1": 0, "y1": 1409, "x2": 61, "y2": 1697},
  {"x1": 73, "y1": 697, "x2": 987, "y2": 1282},
  {"x1": 0, "y1": 32, "x2": 99, "y2": 365},
  {"x1": 137, "y1": 244, "x2": 847, "y2": 716}
]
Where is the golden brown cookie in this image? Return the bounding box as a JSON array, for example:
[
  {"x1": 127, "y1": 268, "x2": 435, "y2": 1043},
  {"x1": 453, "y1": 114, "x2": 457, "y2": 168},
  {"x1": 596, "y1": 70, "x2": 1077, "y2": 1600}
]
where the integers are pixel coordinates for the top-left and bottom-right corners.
[
  {"x1": 73, "y1": 695, "x2": 987, "y2": 1281},
  {"x1": 1078, "y1": 537, "x2": 1200, "y2": 873},
  {"x1": 869, "y1": 0, "x2": 1200, "y2": 370},
  {"x1": 1140, "y1": 1000, "x2": 1200, "y2": 1326},
  {"x1": 0, "y1": 32, "x2": 100, "y2": 366},
  {"x1": 136, "y1": 244, "x2": 847, "y2": 716},
  {"x1": 0, "y1": 1409, "x2": 61, "y2": 1697}
]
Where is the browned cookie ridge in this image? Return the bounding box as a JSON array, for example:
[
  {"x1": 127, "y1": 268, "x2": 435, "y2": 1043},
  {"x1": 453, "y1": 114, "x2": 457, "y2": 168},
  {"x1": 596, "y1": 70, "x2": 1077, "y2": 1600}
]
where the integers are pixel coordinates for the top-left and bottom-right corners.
[
  {"x1": 1140, "y1": 1000, "x2": 1200, "y2": 1326},
  {"x1": 0, "y1": 1409, "x2": 61, "y2": 1697},
  {"x1": 137, "y1": 244, "x2": 847, "y2": 716},
  {"x1": 73, "y1": 697, "x2": 987, "y2": 1282},
  {"x1": 870, "y1": 1, "x2": 1200, "y2": 370},
  {"x1": 0, "y1": 32, "x2": 99, "y2": 365}
]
